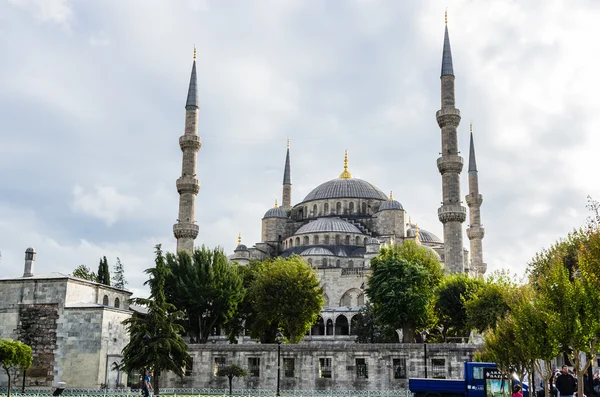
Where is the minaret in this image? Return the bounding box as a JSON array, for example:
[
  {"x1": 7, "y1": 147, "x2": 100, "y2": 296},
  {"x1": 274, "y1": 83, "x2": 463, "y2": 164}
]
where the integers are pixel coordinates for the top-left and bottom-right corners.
[
  {"x1": 282, "y1": 139, "x2": 292, "y2": 210},
  {"x1": 173, "y1": 48, "x2": 202, "y2": 254},
  {"x1": 436, "y1": 12, "x2": 466, "y2": 273},
  {"x1": 466, "y1": 123, "x2": 486, "y2": 277}
]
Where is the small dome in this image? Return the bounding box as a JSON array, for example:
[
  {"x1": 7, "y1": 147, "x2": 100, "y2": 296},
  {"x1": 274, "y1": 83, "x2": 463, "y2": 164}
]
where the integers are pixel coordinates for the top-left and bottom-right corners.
[
  {"x1": 366, "y1": 238, "x2": 380, "y2": 245},
  {"x1": 301, "y1": 247, "x2": 335, "y2": 256},
  {"x1": 301, "y1": 178, "x2": 388, "y2": 203},
  {"x1": 406, "y1": 225, "x2": 443, "y2": 244},
  {"x1": 295, "y1": 218, "x2": 363, "y2": 235},
  {"x1": 26, "y1": 247, "x2": 36, "y2": 252},
  {"x1": 235, "y1": 244, "x2": 248, "y2": 251},
  {"x1": 378, "y1": 199, "x2": 404, "y2": 211},
  {"x1": 263, "y1": 207, "x2": 287, "y2": 219}
]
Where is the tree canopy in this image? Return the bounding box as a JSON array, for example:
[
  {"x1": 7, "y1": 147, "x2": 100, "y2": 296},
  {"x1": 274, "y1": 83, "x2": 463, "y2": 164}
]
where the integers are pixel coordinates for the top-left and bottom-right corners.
[
  {"x1": 72, "y1": 264, "x2": 98, "y2": 282},
  {"x1": 97, "y1": 256, "x2": 111, "y2": 286},
  {"x1": 111, "y1": 257, "x2": 128, "y2": 289},
  {"x1": 351, "y1": 301, "x2": 398, "y2": 343},
  {"x1": 366, "y1": 241, "x2": 443, "y2": 342},
  {"x1": 0, "y1": 338, "x2": 32, "y2": 397}
]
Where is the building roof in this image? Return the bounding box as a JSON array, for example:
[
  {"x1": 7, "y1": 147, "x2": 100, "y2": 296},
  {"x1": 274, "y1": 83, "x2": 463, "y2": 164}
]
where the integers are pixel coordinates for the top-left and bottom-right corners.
[
  {"x1": 283, "y1": 146, "x2": 291, "y2": 185},
  {"x1": 234, "y1": 244, "x2": 248, "y2": 251},
  {"x1": 295, "y1": 218, "x2": 363, "y2": 235},
  {"x1": 300, "y1": 247, "x2": 335, "y2": 256},
  {"x1": 282, "y1": 245, "x2": 366, "y2": 258},
  {"x1": 186, "y1": 59, "x2": 198, "y2": 108},
  {"x1": 441, "y1": 24, "x2": 454, "y2": 76},
  {"x1": 263, "y1": 206, "x2": 288, "y2": 219},
  {"x1": 469, "y1": 130, "x2": 478, "y2": 172},
  {"x1": 406, "y1": 224, "x2": 443, "y2": 244},
  {"x1": 301, "y1": 178, "x2": 388, "y2": 203},
  {"x1": 378, "y1": 199, "x2": 404, "y2": 211}
]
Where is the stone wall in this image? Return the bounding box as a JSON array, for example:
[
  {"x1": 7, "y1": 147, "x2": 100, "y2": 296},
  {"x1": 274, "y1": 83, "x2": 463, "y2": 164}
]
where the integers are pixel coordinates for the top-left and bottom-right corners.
[{"x1": 162, "y1": 343, "x2": 480, "y2": 390}]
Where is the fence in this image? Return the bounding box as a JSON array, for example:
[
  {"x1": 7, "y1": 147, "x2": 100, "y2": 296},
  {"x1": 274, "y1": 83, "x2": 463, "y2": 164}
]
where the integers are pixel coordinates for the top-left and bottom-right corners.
[{"x1": 0, "y1": 387, "x2": 411, "y2": 397}]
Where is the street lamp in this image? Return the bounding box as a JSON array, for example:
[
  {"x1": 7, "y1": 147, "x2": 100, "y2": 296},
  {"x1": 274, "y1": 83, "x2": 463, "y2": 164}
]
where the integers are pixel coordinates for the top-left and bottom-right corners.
[
  {"x1": 420, "y1": 330, "x2": 429, "y2": 378},
  {"x1": 275, "y1": 331, "x2": 284, "y2": 396}
]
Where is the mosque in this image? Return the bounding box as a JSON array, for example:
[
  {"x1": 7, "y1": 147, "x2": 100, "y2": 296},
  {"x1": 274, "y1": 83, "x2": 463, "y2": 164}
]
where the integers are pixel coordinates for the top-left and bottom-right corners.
[{"x1": 172, "y1": 15, "x2": 487, "y2": 338}]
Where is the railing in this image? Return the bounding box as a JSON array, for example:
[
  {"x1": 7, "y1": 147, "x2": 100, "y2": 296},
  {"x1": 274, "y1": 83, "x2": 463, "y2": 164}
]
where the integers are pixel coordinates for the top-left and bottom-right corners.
[{"x1": 0, "y1": 387, "x2": 411, "y2": 397}]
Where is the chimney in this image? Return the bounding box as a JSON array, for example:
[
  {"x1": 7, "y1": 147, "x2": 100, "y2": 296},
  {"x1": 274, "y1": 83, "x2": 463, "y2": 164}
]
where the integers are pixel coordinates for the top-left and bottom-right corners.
[{"x1": 23, "y1": 247, "x2": 36, "y2": 277}]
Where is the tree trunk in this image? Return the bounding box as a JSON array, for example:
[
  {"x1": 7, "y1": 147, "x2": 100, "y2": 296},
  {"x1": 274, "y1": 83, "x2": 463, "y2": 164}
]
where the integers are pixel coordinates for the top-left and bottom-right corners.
[
  {"x1": 6, "y1": 369, "x2": 11, "y2": 397},
  {"x1": 228, "y1": 374, "x2": 233, "y2": 396},
  {"x1": 154, "y1": 369, "x2": 160, "y2": 397}
]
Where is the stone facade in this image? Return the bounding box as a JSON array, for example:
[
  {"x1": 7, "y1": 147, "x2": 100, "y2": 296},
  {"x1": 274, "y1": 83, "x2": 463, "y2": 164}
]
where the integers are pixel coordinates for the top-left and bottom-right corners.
[
  {"x1": 162, "y1": 343, "x2": 481, "y2": 390},
  {"x1": 0, "y1": 258, "x2": 133, "y2": 389}
]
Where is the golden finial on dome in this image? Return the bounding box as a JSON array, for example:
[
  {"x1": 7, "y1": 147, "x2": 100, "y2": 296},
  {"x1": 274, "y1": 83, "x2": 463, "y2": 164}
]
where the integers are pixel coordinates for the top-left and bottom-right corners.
[
  {"x1": 237, "y1": 232, "x2": 241, "y2": 245},
  {"x1": 445, "y1": 9, "x2": 448, "y2": 25},
  {"x1": 415, "y1": 224, "x2": 421, "y2": 245},
  {"x1": 274, "y1": 199, "x2": 278, "y2": 208},
  {"x1": 339, "y1": 150, "x2": 352, "y2": 179},
  {"x1": 193, "y1": 46, "x2": 197, "y2": 61},
  {"x1": 470, "y1": 122, "x2": 473, "y2": 134},
  {"x1": 389, "y1": 191, "x2": 393, "y2": 200},
  {"x1": 409, "y1": 216, "x2": 412, "y2": 225},
  {"x1": 287, "y1": 137, "x2": 290, "y2": 149}
]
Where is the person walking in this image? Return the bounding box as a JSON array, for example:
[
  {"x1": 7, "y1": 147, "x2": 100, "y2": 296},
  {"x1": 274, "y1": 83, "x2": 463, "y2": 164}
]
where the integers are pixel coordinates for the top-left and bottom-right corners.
[
  {"x1": 556, "y1": 365, "x2": 577, "y2": 397},
  {"x1": 142, "y1": 370, "x2": 153, "y2": 397}
]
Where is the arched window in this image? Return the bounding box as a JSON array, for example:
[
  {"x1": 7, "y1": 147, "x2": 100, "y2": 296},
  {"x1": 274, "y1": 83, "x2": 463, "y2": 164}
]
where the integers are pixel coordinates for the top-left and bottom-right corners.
[
  {"x1": 295, "y1": 237, "x2": 300, "y2": 246},
  {"x1": 355, "y1": 236, "x2": 360, "y2": 245},
  {"x1": 322, "y1": 258, "x2": 327, "y2": 267},
  {"x1": 345, "y1": 235, "x2": 350, "y2": 245},
  {"x1": 336, "y1": 202, "x2": 342, "y2": 214},
  {"x1": 336, "y1": 259, "x2": 340, "y2": 267},
  {"x1": 348, "y1": 260, "x2": 354, "y2": 268},
  {"x1": 304, "y1": 206, "x2": 308, "y2": 218},
  {"x1": 362, "y1": 202, "x2": 367, "y2": 213},
  {"x1": 303, "y1": 236, "x2": 309, "y2": 245},
  {"x1": 313, "y1": 204, "x2": 318, "y2": 216},
  {"x1": 326, "y1": 319, "x2": 334, "y2": 335},
  {"x1": 340, "y1": 292, "x2": 352, "y2": 307},
  {"x1": 324, "y1": 203, "x2": 329, "y2": 214},
  {"x1": 357, "y1": 293, "x2": 365, "y2": 306},
  {"x1": 335, "y1": 315, "x2": 349, "y2": 335},
  {"x1": 324, "y1": 235, "x2": 330, "y2": 244},
  {"x1": 314, "y1": 235, "x2": 319, "y2": 244},
  {"x1": 349, "y1": 202, "x2": 354, "y2": 213},
  {"x1": 308, "y1": 258, "x2": 313, "y2": 266},
  {"x1": 335, "y1": 235, "x2": 341, "y2": 245},
  {"x1": 290, "y1": 239, "x2": 293, "y2": 247},
  {"x1": 114, "y1": 297, "x2": 120, "y2": 308},
  {"x1": 363, "y1": 237, "x2": 368, "y2": 245},
  {"x1": 102, "y1": 295, "x2": 109, "y2": 306},
  {"x1": 350, "y1": 315, "x2": 359, "y2": 335},
  {"x1": 311, "y1": 317, "x2": 325, "y2": 336}
]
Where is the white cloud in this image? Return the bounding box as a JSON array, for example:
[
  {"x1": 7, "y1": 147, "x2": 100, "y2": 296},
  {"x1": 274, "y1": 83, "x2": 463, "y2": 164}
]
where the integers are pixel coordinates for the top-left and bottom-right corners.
[
  {"x1": 9, "y1": 0, "x2": 73, "y2": 28},
  {"x1": 89, "y1": 31, "x2": 109, "y2": 46},
  {"x1": 71, "y1": 185, "x2": 142, "y2": 225}
]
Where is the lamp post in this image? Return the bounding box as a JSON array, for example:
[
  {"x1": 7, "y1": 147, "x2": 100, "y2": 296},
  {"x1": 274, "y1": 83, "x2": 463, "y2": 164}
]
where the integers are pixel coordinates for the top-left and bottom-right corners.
[
  {"x1": 420, "y1": 330, "x2": 429, "y2": 378},
  {"x1": 275, "y1": 331, "x2": 284, "y2": 396}
]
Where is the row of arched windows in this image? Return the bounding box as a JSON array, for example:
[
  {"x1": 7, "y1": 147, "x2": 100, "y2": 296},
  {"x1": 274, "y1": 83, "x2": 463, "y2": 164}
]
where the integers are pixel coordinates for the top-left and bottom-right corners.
[
  {"x1": 102, "y1": 295, "x2": 121, "y2": 309},
  {"x1": 307, "y1": 258, "x2": 362, "y2": 268},
  {"x1": 284, "y1": 235, "x2": 369, "y2": 249},
  {"x1": 298, "y1": 201, "x2": 370, "y2": 220},
  {"x1": 309, "y1": 315, "x2": 359, "y2": 336}
]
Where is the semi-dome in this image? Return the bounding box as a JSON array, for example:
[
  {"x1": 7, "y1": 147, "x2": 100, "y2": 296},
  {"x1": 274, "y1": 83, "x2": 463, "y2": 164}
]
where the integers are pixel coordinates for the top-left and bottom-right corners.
[
  {"x1": 295, "y1": 218, "x2": 363, "y2": 235},
  {"x1": 301, "y1": 247, "x2": 335, "y2": 256},
  {"x1": 378, "y1": 199, "x2": 404, "y2": 211},
  {"x1": 366, "y1": 237, "x2": 380, "y2": 244},
  {"x1": 234, "y1": 244, "x2": 248, "y2": 251},
  {"x1": 301, "y1": 178, "x2": 388, "y2": 203},
  {"x1": 407, "y1": 224, "x2": 443, "y2": 244},
  {"x1": 263, "y1": 206, "x2": 287, "y2": 219}
]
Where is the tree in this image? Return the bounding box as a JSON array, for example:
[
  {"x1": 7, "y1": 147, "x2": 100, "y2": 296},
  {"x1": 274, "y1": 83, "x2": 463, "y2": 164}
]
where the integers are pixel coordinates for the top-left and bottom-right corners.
[
  {"x1": 224, "y1": 260, "x2": 263, "y2": 344},
  {"x1": 97, "y1": 256, "x2": 111, "y2": 286},
  {"x1": 0, "y1": 339, "x2": 33, "y2": 397},
  {"x1": 366, "y1": 241, "x2": 443, "y2": 342},
  {"x1": 72, "y1": 264, "x2": 98, "y2": 282},
  {"x1": 248, "y1": 255, "x2": 324, "y2": 343},
  {"x1": 164, "y1": 246, "x2": 244, "y2": 343},
  {"x1": 465, "y1": 271, "x2": 513, "y2": 333},
  {"x1": 121, "y1": 245, "x2": 191, "y2": 397},
  {"x1": 217, "y1": 364, "x2": 248, "y2": 396},
  {"x1": 111, "y1": 257, "x2": 128, "y2": 289},
  {"x1": 434, "y1": 273, "x2": 484, "y2": 341},
  {"x1": 351, "y1": 301, "x2": 398, "y2": 343}
]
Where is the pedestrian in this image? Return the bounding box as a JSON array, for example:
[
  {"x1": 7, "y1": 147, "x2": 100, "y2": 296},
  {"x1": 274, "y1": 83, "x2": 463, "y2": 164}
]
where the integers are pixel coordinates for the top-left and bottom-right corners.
[
  {"x1": 556, "y1": 365, "x2": 577, "y2": 397},
  {"x1": 513, "y1": 384, "x2": 524, "y2": 397},
  {"x1": 142, "y1": 370, "x2": 153, "y2": 397}
]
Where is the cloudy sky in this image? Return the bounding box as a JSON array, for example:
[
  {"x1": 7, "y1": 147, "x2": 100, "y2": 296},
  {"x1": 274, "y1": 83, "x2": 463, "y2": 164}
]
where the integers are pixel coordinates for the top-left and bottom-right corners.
[{"x1": 1, "y1": 0, "x2": 599, "y2": 298}]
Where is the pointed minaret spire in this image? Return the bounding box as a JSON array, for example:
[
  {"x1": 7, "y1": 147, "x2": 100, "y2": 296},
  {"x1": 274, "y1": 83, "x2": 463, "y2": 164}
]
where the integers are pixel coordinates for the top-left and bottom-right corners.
[
  {"x1": 282, "y1": 139, "x2": 292, "y2": 210},
  {"x1": 441, "y1": 11, "x2": 454, "y2": 76},
  {"x1": 339, "y1": 150, "x2": 352, "y2": 179},
  {"x1": 174, "y1": 49, "x2": 202, "y2": 253},
  {"x1": 436, "y1": 12, "x2": 466, "y2": 273},
  {"x1": 466, "y1": 123, "x2": 486, "y2": 277}
]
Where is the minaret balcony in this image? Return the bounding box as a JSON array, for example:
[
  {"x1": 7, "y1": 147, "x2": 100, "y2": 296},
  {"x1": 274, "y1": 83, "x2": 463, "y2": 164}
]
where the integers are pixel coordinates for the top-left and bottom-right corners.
[
  {"x1": 179, "y1": 135, "x2": 202, "y2": 151},
  {"x1": 173, "y1": 223, "x2": 199, "y2": 239},
  {"x1": 465, "y1": 193, "x2": 483, "y2": 206},
  {"x1": 176, "y1": 177, "x2": 200, "y2": 194},
  {"x1": 437, "y1": 205, "x2": 466, "y2": 223},
  {"x1": 436, "y1": 108, "x2": 461, "y2": 127},
  {"x1": 437, "y1": 155, "x2": 463, "y2": 174},
  {"x1": 466, "y1": 227, "x2": 485, "y2": 240}
]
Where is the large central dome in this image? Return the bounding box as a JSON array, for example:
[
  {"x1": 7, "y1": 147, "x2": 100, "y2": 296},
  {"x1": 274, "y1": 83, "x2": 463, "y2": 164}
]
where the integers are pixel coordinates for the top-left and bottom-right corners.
[{"x1": 301, "y1": 178, "x2": 388, "y2": 203}]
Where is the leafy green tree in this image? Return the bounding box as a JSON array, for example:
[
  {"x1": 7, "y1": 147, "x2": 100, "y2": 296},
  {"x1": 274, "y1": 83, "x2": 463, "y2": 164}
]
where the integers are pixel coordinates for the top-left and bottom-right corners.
[
  {"x1": 121, "y1": 245, "x2": 190, "y2": 397},
  {"x1": 164, "y1": 246, "x2": 244, "y2": 343},
  {"x1": 351, "y1": 301, "x2": 398, "y2": 343},
  {"x1": 366, "y1": 241, "x2": 443, "y2": 342},
  {"x1": 224, "y1": 260, "x2": 263, "y2": 344},
  {"x1": 111, "y1": 257, "x2": 128, "y2": 289},
  {"x1": 0, "y1": 339, "x2": 33, "y2": 397},
  {"x1": 72, "y1": 264, "x2": 98, "y2": 282},
  {"x1": 97, "y1": 256, "x2": 111, "y2": 286},
  {"x1": 435, "y1": 273, "x2": 484, "y2": 341},
  {"x1": 217, "y1": 364, "x2": 248, "y2": 396},
  {"x1": 248, "y1": 255, "x2": 324, "y2": 343},
  {"x1": 465, "y1": 271, "x2": 513, "y2": 333}
]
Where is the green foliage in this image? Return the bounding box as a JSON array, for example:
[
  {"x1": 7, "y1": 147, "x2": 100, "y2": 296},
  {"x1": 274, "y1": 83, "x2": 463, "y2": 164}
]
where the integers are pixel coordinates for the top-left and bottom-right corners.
[
  {"x1": 366, "y1": 241, "x2": 443, "y2": 342},
  {"x1": 434, "y1": 273, "x2": 484, "y2": 341},
  {"x1": 97, "y1": 256, "x2": 111, "y2": 286},
  {"x1": 121, "y1": 245, "x2": 191, "y2": 396},
  {"x1": 351, "y1": 301, "x2": 398, "y2": 343},
  {"x1": 465, "y1": 271, "x2": 513, "y2": 333},
  {"x1": 111, "y1": 257, "x2": 128, "y2": 289},
  {"x1": 164, "y1": 246, "x2": 244, "y2": 343},
  {"x1": 247, "y1": 255, "x2": 324, "y2": 343},
  {"x1": 0, "y1": 338, "x2": 32, "y2": 397},
  {"x1": 72, "y1": 264, "x2": 98, "y2": 282},
  {"x1": 217, "y1": 363, "x2": 248, "y2": 377}
]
